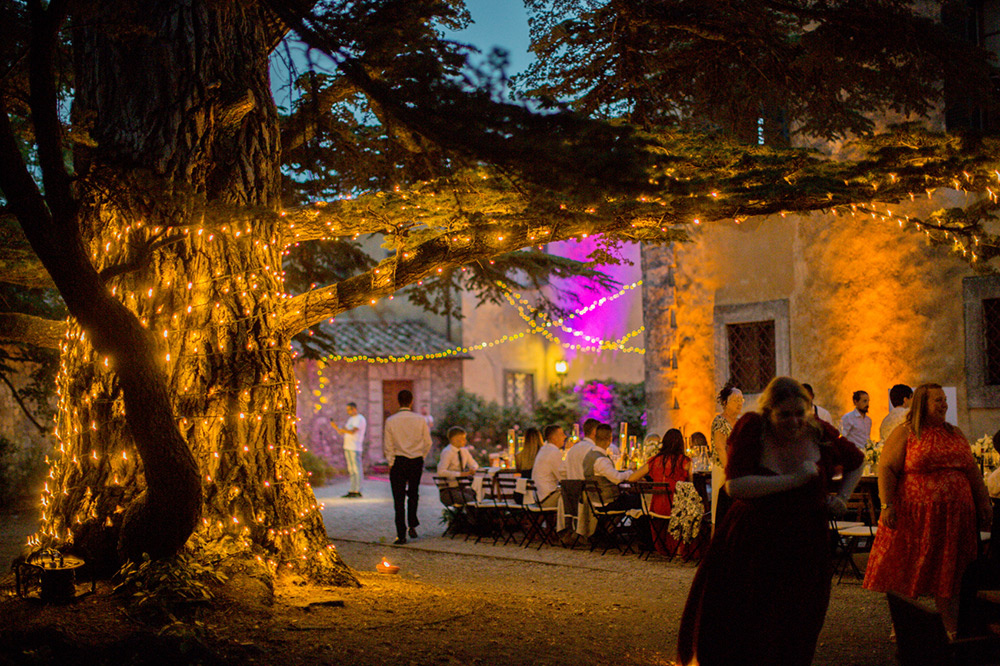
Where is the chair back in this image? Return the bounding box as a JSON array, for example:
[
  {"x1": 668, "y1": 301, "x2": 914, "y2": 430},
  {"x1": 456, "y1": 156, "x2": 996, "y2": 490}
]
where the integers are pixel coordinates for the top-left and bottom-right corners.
[
  {"x1": 433, "y1": 475, "x2": 465, "y2": 507},
  {"x1": 845, "y1": 491, "x2": 877, "y2": 525},
  {"x1": 633, "y1": 481, "x2": 672, "y2": 517},
  {"x1": 560, "y1": 480, "x2": 584, "y2": 518},
  {"x1": 495, "y1": 476, "x2": 521, "y2": 507}
]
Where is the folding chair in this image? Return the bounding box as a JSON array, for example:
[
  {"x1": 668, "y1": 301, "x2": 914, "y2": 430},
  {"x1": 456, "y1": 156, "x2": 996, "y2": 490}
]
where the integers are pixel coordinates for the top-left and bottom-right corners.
[
  {"x1": 557, "y1": 480, "x2": 585, "y2": 548},
  {"x1": 433, "y1": 475, "x2": 469, "y2": 538},
  {"x1": 833, "y1": 491, "x2": 878, "y2": 582},
  {"x1": 520, "y1": 479, "x2": 559, "y2": 549},
  {"x1": 634, "y1": 481, "x2": 675, "y2": 560},
  {"x1": 463, "y1": 475, "x2": 503, "y2": 544},
  {"x1": 583, "y1": 479, "x2": 633, "y2": 555},
  {"x1": 494, "y1": 475, "x2": 526, "y2": 546}
]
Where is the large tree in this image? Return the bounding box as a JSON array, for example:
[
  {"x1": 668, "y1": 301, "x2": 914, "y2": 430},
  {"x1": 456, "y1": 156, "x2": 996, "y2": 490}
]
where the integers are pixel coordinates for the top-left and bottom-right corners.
[{"x1": 2, "y1": 0, "x2": 1000, "y2": 586}]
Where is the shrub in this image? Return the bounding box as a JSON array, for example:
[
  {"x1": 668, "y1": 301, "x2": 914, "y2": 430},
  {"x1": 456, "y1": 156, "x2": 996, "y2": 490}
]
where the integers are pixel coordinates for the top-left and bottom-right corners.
[
  {"x1": 437, "y1": 390, "x2": 527, "y2": 466},
  {"x1": 300, "y1": 449, "x2": 336, "y2": 486},
  {"x1": 0, "y1": 434, "x2": 50, "y2": 508}
]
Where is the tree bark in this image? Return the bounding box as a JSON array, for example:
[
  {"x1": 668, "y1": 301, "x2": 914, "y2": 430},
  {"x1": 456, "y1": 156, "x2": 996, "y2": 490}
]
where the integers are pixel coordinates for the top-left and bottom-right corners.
[{"x1": 24, "y1": 1, "x2": 356, "y2": 584}]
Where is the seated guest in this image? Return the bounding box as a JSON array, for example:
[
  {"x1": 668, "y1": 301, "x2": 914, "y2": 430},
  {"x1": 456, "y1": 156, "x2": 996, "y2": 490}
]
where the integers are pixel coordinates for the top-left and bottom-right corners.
[
  {"x1": 437, "y1": 426, "x2": 479, "y2": 504},
  {"x1": 627, "y1": 428, "x2": 692, "y2": 556},
  {"x1": 583, "y1": 423, "x2": 641, "y2": 512},
  {"x1": 533, "y1": 425, "x2": 568, "y2": 508},
  {"x1": 515, "y1": 427, "x2": 543, "y2": 478},
  {"x1": 564, "y1": 418, "x2": 600, "y2": 480}
]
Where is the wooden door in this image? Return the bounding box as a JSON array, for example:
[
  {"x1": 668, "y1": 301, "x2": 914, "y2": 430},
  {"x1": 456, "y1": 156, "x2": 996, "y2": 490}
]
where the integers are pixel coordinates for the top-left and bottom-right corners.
[{"x1": 382, "y1": 380, "x2": 414, "y2": 425}]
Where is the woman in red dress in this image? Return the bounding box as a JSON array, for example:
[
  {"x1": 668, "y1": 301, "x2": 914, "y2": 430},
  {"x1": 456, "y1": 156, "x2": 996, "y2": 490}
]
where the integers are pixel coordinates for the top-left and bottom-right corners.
[
  {"x1": 629, "y1": 428, "x2": 691, "y2": 555},
  {"x1": 677, "y1": 377, "x2": 864, "y2": 666},
  {"x1": 863, "y1": 383, "x2": 992, "y2": 637}
]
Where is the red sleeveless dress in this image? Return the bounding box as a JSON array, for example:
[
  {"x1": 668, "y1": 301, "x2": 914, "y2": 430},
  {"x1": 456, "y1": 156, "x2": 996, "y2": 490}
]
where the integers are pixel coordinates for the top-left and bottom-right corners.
[{"x1": 863, "y1": 426, "x2": 979, "y2": 598}]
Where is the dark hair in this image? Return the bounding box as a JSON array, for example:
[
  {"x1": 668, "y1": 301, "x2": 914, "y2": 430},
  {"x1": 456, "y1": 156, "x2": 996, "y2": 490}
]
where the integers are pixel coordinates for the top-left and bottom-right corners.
[
  {"x1": 656, "y1": 428, "x2": 688, "y2": 476},
  {"x1": 689, "y1": 431, "x2": 708, "y2": 448},
  {"x1": 717, "y1": 382, "x2": 740, "y2": 406},
  {"x1": 801, "y1": 383, "x2": 814, "y2": 399},
  {"x1": 543, "y1": 424, "x2": 563, "y2": 441},
  {"x1": 347, "y1": 402, "x2": 357, "y2": 409},
  {"x1": 447, "y1": 426, "x2": 466, "y2": 441},
  {"x1": 888, "y1": 384, "x2": 913, "y2": 408},
  {"x1": 594, "y1": 423, "x2": 613, "y2": 443},
  {"x1": 397, "y1": 389, "x2": 413, "y2": 407},
  {"x1": 852, "y1": 390, "x2": 868, "y2": 403},
  {"x1": 583, "y1": 418, "x2": 601, "y2": 437}
]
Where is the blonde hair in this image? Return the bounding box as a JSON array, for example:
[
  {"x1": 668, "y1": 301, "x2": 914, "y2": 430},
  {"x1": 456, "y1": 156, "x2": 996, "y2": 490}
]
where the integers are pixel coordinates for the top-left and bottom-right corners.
[
  {"x1": 905, "y1": 383, "x2": 952, "y2": 440},
  {"x1": 516, "y1": 428, "x2": 543, "y2": 470},
  {"x1": 758, "y1": 376, "x2": 820, "y2": 436}
]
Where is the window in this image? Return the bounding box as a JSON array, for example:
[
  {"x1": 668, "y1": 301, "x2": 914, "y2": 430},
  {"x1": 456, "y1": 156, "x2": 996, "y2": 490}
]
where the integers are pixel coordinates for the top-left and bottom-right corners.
[
  {"x1": 727, "y1": 321, "x2": 776, "y2": 394},
  {"x1": 714, "y1": 300, "x2": 790, "y2": 398},
  {"x1": 504, "y1": 371, "x2": 536, "y2": 413},
  {"x1": 964, "y1": 276, "x2": 1000, "y2": 407},
  {"x1": 945, "y1": 0, "x2": 1000, "y2": 133}
]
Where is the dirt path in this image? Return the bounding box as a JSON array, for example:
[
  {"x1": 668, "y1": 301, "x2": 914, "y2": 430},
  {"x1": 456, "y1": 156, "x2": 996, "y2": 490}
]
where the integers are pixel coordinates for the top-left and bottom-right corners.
[{"x1": 0, "y1": 477, "x2": 897, "y2": 665}]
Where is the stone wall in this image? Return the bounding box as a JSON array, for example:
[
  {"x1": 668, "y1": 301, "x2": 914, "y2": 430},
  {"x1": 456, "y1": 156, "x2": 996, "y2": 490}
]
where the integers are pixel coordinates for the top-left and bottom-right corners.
[{"x1": 295, "y1": 358, "x2": 465, "y2": 472}]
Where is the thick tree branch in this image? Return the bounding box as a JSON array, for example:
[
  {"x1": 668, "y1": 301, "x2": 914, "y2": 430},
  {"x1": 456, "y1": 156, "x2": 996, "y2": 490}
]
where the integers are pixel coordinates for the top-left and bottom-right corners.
[
  {"x1": 0, "y1": 370, "x2": 49, "y2": 433},
  {"x1": 0, "y1": 312, "x2": 64, "y2": 348}
]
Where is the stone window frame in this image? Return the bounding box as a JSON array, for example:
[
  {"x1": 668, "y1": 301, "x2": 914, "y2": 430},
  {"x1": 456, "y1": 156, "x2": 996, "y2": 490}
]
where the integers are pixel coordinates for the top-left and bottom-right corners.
[
  {"x1": 963, "y1": 275, "x2": 1000, "y2": 408},
  {"x1": 503, "y1": 370, "x2": 536, "y2": 413},
  {"x1": 714, "y1": 300, "x2": 791, "y2": 403}
]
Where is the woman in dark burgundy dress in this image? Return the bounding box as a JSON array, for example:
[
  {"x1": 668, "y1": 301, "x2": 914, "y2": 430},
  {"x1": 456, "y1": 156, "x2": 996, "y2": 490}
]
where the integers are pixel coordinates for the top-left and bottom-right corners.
[{"x1": 677, "y1": 377, "x2": 864, "y2": 666}]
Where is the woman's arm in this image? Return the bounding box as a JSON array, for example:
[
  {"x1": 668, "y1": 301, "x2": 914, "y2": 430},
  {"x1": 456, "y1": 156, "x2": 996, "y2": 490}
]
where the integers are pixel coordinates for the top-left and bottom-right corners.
[
  {"x1": 712, "y1": 427, "x2": 728, "y2": 467},
  {"x1": 726, "y1": 461, "x2": 818, "y2": 499},
  {"x1": 876, "y1": 424, "x2": 907, "y2": 528},
  {"x1": 956, "y1": 427, "x2": 993, "y2": 528},
  {"x1": 627, "y1": 462, "x2": 650, "y2": 483}
]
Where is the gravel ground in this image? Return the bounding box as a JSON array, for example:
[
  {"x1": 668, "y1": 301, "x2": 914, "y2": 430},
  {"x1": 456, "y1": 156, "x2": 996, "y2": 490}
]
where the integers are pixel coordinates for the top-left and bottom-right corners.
[{"x1": 0, "y1": 475, "x2": 897, "y2": 665}]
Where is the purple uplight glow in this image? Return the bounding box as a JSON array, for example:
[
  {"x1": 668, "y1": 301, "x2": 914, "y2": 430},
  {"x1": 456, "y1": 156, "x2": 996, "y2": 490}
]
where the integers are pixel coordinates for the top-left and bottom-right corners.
[
  {"x1": 546, "y1": 238, "x2": 642, "y2": 361},
  {"x1": 577, "y1": 381, "x2": 614, "y2": 422}
]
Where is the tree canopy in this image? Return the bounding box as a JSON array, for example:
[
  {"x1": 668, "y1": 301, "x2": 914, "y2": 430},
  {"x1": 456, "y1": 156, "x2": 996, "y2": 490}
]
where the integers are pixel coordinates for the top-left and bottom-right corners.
[{"x1": 1, "y1": 0, "x2": 1000, "y2": 581}]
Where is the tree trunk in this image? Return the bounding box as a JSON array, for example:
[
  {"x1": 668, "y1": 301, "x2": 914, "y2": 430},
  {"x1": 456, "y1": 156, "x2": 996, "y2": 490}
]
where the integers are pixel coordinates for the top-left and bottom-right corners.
[
  {"x1": 37, "y1": 1, "x2": 356, "y2": 584},
  {"x1": 641, "y1": 242, "x2": 678, "y2": 435}
]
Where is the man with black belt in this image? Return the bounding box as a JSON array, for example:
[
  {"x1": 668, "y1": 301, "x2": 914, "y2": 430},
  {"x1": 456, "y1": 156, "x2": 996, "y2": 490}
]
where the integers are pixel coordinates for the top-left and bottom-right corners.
[{"x1": 383, "y1": 389, "x2": 432, "y2": 545}]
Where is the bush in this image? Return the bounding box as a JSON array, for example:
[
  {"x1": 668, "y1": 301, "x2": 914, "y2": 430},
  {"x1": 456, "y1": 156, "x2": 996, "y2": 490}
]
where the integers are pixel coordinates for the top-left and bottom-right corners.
[
  {"x1": 436, "y1": 390, "x2": 527, "y2": 467},
  {"x1": 0, "y1": 434, "x2": 49, "y2": 508},
  {"x1": 300, "y1": 449, "x2": 336, "y2": 486},
  {"x1": 575, "y1": 380, "x2": 646, "y2": 442},
  {"x1": 532, "y1": 388, "x2": 582, "y2": 434}
]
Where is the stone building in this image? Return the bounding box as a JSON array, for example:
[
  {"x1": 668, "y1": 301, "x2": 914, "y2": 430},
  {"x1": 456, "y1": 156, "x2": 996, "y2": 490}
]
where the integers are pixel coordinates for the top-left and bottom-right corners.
[{"x1": 296, "y1": 321, "x2": 467, "y2": 470}]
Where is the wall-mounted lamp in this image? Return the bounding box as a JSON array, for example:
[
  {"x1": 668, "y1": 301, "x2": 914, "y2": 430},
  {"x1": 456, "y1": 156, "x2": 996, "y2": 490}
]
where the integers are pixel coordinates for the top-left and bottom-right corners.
[{"x1": 555, "y1": 360, "x2": 568, "y2": 387}]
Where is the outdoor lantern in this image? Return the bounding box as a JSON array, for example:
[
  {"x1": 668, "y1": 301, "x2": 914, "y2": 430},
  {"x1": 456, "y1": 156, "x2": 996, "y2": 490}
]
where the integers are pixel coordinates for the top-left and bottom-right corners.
[
  {"x1": 14, "y1": 548, "x2": 91, "y2": 602},
  {"x1": 555, "y1": 360, "x2": 568, "y2": 386}
]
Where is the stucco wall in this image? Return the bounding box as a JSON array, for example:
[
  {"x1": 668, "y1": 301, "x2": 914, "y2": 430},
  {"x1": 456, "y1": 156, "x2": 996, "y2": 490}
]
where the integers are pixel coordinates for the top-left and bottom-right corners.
[{"x1": 654, "y1": 192, "x2": 1000, "y2": 440}]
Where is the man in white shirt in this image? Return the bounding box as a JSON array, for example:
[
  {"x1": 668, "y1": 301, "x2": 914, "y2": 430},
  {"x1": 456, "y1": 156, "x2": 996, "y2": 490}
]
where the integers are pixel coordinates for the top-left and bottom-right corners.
[
  {"x1": 533, "y1": 424, "x2": 567, "y2": 508},
  {"x1": 564, "y1": 418, "x2": 600, "y2": 480},
  {"x1": 383, "y1": 389, "x2": 432, "y2": 545},
  {"x1": 436, "y1": 426, "x2": 479, "y2": 504},
  {"x1": 802, "y1": 383, "x2": 834, "y2": 426},
  {"x1": 879, "y1": 384, "x2": 912, "y2": 443},
  {"x1": 840, "y1": 390, "x2": 872, "y2": 452},
  {"x1": 332, "y1": 402, "x2": 367, "y2": 498},
  {"x1": 583, "y1": 423, "x2": 640, "y2": 511}
]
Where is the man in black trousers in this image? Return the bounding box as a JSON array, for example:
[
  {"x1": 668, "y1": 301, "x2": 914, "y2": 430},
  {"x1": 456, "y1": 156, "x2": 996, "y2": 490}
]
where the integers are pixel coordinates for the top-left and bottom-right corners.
[{"x1": 383, "y1": 389, "x2": 432, "y2": 544}]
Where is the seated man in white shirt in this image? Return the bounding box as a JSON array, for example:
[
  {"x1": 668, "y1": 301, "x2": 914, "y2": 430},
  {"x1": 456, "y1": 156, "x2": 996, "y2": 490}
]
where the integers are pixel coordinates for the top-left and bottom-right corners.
[
  {"x1": 582, "y1": 423, "x2": 641, "y2": 512},
  {"x1": 532, "y1": 424, "x2": 567, "y2": 508},
  {"x1": 437, "y1": 426, "x2": 479, "y2": 504},
  {"x1": 564, "y1": 418, "x2": 600, "y2": 480}
]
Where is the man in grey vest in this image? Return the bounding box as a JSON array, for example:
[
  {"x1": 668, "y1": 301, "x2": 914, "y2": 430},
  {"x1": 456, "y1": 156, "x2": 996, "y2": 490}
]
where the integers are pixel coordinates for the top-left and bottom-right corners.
[{"x1": 583, "y1": 423, "x2": 642, "y2": 512}]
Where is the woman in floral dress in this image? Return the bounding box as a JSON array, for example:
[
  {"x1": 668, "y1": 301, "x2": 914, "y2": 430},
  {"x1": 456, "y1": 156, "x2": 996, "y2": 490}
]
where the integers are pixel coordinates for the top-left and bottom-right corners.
[
  {"x1": 710, "y1": 383, "x2": 743, "y2": 526},
  {"x1": 863, "y1": 383, "x2": 992, "y2": 637}
]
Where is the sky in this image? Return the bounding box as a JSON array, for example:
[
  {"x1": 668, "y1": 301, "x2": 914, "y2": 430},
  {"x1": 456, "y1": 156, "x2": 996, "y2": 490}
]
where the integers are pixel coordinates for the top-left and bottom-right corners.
[{"x1": 455, "y1": 0, "x2": 533, "y2": 74}]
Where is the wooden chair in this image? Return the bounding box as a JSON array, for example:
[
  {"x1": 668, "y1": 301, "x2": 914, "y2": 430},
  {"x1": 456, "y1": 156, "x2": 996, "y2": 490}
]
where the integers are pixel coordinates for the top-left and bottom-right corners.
[
  {"x1": 583, "y1": 479, "x2": 634, "y2": 555},
  {"x1": 432, "y1": 475, "x2": 468, "y2": 538},
  {"x1": 633, "y1": 481, "x2": 674, "y2": 560},
  {"x1": 494, "y1": 476, "x2": 525, "y2": 546},
  {"x1": 832, "y1": 491, "x2": 878, "y2": 582},
  {"x1": 520, "y1": 479, "x2": 559, "y2": 549},
  {"x1": 558, "y1": 479, "x2": 585, "y2": 548}
]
